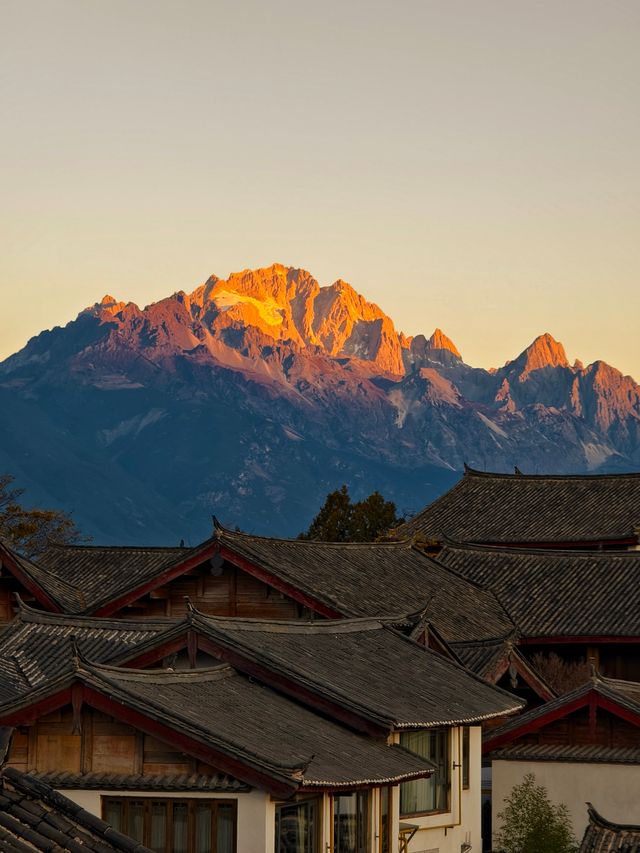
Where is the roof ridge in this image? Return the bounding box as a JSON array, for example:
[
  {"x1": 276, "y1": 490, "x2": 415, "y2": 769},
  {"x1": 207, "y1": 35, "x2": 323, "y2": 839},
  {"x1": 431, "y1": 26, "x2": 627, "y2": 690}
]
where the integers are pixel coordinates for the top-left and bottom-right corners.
[
  {"x1": 44, "y1": 542, "x2": 189, "y2": 552},
  {"x1": 214, "y1": 520, "x2": 413, "y2": 548},
  {"x1": 15, "y1": 599, "x2": 181, "y2": 631},
  {"x1": 83, "y1": 660, "x2": 235, "y2": 681},
  {"x1": 439, "y1": 536, "x2": 640, "y2": 559},
  {"x1": 194, "y1": 611, "x2": 401, "y2": 633},
  {"x1": 462, "y1": 467, "x2": 640, "y2": 481}
]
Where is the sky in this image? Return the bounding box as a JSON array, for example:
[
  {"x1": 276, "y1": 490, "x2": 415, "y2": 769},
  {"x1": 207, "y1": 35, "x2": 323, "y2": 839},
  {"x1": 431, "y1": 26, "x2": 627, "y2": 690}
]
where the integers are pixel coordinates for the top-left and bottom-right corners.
[{"x1": 1, "y1": 0, "x2": 639, "y2": 379}]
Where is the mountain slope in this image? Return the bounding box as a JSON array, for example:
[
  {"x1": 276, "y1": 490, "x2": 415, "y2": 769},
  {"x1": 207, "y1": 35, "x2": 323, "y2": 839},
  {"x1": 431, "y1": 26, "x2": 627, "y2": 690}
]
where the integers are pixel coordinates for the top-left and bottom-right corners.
[{"x1": 0, "y1": 264, "x2": 638, "y2": 543}]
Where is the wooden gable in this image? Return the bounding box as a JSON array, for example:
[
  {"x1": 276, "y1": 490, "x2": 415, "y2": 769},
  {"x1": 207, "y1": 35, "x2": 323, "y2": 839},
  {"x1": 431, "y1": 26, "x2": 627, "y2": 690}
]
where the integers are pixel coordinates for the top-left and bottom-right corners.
[
  {"x1": 6, "y1": 704, "x2": 235, "y2": 783},
  {"x1": 508, "y1": 705, "x2": 640, "y2": 751},
  {"x1": 109, "y1": 558, "x2": 316, "y2": 621}
]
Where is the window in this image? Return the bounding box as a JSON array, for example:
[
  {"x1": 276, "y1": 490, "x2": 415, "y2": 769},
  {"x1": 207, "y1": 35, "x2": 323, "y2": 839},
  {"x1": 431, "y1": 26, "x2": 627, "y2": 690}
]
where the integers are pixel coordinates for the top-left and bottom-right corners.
[
  {"x1": 333, "y1": 792, "x2": 370, "y2": 853},
  {"x1": 462, "y1": 727, "x2": 470, "y2": 790},
  {"x1": 275, "y1": 798, "x2": 320, "y2": 853},
  {"x1": 102, "y1": 797, "x2": 236, "y2": 853},
  {"x1": 399, "y1": 729, "x2": 450, "y2": 815}
]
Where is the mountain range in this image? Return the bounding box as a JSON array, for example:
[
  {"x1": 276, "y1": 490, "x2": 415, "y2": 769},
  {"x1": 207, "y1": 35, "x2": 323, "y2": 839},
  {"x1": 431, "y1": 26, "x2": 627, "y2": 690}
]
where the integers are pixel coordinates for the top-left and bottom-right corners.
[{"x1": 1, "y1": 264, "x2": 638, "y2": 543}]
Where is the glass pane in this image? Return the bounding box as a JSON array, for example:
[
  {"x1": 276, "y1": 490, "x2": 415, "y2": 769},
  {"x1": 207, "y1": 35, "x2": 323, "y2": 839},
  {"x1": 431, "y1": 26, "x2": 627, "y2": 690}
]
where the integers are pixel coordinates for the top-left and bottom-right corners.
[
  {"x1": 216, "y1": 803, "x2": 236, "y2": 853},
  {"x1": 400, "y1": 729, "x2": 450, "y2": 815},
  {"x1": 275, "y1": 800, "x2": 317, "y2": 853},
  {"x1": 380, "y1": 788, "x2": 390, "y2": 853},
  {"x1": 172, "y1": 802, "x2": 189, "y2": 853},
  {"x1": 195, "y1": 803, "x2": 212, "y2": 853},
  {"x1": 127, "y1": 801, "x2": 145, "y2": 843},
  {"x1": 150, "y1": 801, "x2": 167, "y2": 853},
  {"x1": 333, "y1": 793, "x2": 369, "y2": 853},
  {"x1": 103, "y1": 800, "x2": 123, "y2": 832}
]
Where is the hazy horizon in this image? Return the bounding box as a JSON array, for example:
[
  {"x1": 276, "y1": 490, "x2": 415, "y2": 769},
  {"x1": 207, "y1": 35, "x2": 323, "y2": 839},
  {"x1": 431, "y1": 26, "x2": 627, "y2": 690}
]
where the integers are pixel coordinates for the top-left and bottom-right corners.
[{"x1": 2, "y1": 1, "x2": 639, "y2": 378}]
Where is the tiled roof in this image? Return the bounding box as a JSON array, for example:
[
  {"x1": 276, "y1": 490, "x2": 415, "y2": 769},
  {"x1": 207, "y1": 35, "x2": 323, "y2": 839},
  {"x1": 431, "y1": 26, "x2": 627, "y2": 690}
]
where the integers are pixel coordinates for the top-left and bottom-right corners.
[
  {"x1": 398, "y1": 468, "x2": 640, "y2": 545},
  {"x1": 450, "y1": 636, "x2": 516, "y2": 679},
  {"x1": 37, "y1": 540, "x2": 216, "y2": 613},
  {"x1": 0, "y1": 729, "x2": 153, "y2": 852},
  {"x1": 214, "y1": 523, "x2": 514, "y2": 642},
  {"x1": 580, "y1": 804, "x2": 640, "y2": 853},
  {"x1": 0, "y1": 602, "x2": 176, "y2": 703},
  {"x1": 492, "y1": 744, "x2": 640, "y2": 765},
  {"x1": 435, "y1": 540, "x2": 640, "y2": 638},
  {"x1": 192, "y1": 613, "x2": 524, "y2": 728},
  {"x1": 484, "y1": 674, "x2": 640, "y2": 749},
  {"x1": 0, "y1": 539, "x2": 85, "y2": 613},
  {"x1": 84, "y1": 664, "x2": 436, "y2": 790},
  {"x1": 0, "y1": 663, "x2": 436, "y2": 795}
]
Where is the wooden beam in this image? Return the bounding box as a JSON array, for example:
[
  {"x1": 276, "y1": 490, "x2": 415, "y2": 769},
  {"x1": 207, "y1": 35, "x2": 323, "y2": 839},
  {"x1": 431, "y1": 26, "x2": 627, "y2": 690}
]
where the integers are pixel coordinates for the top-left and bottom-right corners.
[{"x1": 0, "y1": 547, "x2": 63, "y2": 613}]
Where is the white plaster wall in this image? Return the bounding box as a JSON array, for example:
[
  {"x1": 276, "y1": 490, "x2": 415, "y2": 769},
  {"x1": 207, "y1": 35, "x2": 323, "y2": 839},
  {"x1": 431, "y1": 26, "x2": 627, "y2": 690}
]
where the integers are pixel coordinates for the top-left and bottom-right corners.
[
  {"x1": 61, "y1": 788, "x2": 272, "y2": 853},
  {"x1": 492, "y1": 760, "x2": 640, "y2": 843}
]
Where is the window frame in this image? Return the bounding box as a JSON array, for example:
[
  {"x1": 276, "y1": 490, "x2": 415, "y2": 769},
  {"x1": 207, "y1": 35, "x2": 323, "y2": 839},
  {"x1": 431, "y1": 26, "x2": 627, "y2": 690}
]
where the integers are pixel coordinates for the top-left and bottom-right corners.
[
  {"x1": 462, "y1": 726, "x2": 470, "y2": 790},
  {"x1": 274, "y1": 794, "x2": 321, "y2": 853},
  {"x1": 398, "y1": 728, "x2": 451, "y2": 817},
  {"x1": 331, "y1": 790, "x2": 371, "y2": 853},
  {"x1": 101, "y1": 796, "x2": 237, "y2": 853}
]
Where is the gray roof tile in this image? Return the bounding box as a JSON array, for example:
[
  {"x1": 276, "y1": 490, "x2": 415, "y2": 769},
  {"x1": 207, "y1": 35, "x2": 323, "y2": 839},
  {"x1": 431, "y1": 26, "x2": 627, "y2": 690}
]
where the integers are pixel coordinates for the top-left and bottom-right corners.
[
  {"x1": 436, "y1": 540, "x2": 640, "y2": 638},
  {"x1": 399, "y1": 468, "x2": 640, "y2": 545}
]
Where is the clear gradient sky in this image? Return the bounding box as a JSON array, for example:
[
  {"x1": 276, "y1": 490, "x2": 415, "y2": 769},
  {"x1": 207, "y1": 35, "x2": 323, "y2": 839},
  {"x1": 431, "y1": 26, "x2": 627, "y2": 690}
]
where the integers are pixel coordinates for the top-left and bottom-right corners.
[{"x1": 2, "y1": 0, "x2": 639, "y2": 378}]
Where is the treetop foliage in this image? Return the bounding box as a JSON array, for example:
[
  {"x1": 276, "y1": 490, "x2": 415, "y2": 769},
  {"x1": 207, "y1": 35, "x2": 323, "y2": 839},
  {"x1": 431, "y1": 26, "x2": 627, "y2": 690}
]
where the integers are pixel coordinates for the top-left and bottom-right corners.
[
  {"x1": 494, "y1": 773, "x2": 577, "y2": 853},
  {"x1": 0, "y1": 473, "x2": 88, "y2": 558},
  {"x1": 298, "y1": 485, "x2": 404, "y2": 542}
]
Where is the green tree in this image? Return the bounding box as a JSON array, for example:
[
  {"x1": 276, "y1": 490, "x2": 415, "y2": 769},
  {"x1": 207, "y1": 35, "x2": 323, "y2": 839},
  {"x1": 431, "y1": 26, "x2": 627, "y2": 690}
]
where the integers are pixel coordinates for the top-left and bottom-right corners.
[
  {"x1": 0, "y1": 473, "x2": 88, "y2": 558},
  {"x1": 494, "y1": 773, "x2": 577, "y2": 853},
  {"x1": 299, "y1": 485, "x2": 403, "y2": 542}
]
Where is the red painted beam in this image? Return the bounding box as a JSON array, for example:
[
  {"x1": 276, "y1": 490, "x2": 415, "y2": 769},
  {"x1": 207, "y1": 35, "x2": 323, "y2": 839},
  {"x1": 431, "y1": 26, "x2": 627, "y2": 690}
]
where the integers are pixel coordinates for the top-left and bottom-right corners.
[
  {"x1": 595, "y1": 694, "x2": 640, "y2": 728},
  {"x1": 94, "y1": 544, "x2": 220, "y2": 616},
  {"x1": 0, "y1": 546, "x2": 62, "y2": 613},
  {"x1": 513, "y1": 658, "x2": 556, "y2": 702},
  {"x1": 483, "y1": 693, "x2": 592, "y2": 753},
  {"x1": 0, "y1": 688, "x2": 71, "y2": 726}
]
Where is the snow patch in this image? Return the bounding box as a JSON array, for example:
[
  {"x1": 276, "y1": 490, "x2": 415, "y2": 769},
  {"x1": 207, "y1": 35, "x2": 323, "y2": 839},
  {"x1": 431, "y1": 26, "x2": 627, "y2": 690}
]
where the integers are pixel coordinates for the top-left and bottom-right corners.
[
  {"x1": 212, "y1": 290, "x2": 284, "y2": 327},
  {"x1": 582, "y1": 441, "x2": 616, "y2": 470},
  {"x1": 100, "y1": 408, "x2": 167, "y2": 446},
  {"x1": 388, "y1": 388, "x2": 410, "y2": 428},
  {"x1": 476, "y1": 411, "x2": 508, "y2": 438}
]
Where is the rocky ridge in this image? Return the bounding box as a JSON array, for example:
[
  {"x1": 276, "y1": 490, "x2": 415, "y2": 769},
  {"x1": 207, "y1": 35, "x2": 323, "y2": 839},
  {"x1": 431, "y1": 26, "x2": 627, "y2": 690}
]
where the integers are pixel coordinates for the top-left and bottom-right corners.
[{"x1": 0, "y1": 264, "x2": 638, "y2": 543}]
